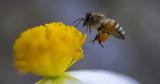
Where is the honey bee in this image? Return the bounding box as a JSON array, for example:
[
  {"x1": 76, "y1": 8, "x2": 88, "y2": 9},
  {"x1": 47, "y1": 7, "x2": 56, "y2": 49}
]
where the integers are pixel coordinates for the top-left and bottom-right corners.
[{"x1": 74, "y1": 12, "x2": 125, "y2": 47}]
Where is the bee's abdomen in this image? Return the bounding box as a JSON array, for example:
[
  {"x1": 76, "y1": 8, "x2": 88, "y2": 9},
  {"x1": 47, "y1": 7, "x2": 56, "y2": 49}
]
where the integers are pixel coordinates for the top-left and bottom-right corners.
[
  {"x1": 103, "y1": 19, "x2": 125, "y2": 39},
  {"x1": 113, "y1": 20, "x2": 125, "y2": 39}
]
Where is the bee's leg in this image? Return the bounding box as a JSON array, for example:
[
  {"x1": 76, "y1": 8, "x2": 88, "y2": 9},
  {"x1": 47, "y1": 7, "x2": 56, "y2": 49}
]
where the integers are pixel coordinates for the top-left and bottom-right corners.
[
  {"x1": 89, "y1": 26, "x2": 92, "y2": 33},
  {"x1": 85, "y1": 25, "x2": 89, "y2": 32},
  {"x1": 73, "y1": 18, "x2": 84, "y2": 27},
  {"x1": 98, "y1": 40, "x2": 104, "y2": 48},
  {"x1": 90, "y1": 33, "x2": 99, "y2": 45},
  {"x1": 97, "y1": 27, "x2": 102, "y2": 33},
  {"x1": 97, "y1": 28, "x2": 104, "y2": 48}
]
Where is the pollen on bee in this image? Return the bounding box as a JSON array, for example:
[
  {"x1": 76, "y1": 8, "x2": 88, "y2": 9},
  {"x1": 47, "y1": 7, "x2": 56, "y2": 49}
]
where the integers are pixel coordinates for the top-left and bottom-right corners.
[{"x1": 99, "y1": 33, "x2": 109, "y2": 42}]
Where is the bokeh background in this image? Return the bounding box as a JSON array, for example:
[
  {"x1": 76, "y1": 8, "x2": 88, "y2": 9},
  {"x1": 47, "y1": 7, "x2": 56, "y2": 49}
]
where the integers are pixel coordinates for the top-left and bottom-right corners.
[{"x1": 0, "y1": 0, "x2": 160, "y2": 84}]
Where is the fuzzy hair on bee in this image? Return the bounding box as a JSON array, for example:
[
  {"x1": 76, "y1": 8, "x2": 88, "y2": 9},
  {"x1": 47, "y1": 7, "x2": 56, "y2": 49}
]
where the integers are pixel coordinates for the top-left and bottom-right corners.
[{"x1": 74, "y1": 12, "x2": 125, "y2": 47}]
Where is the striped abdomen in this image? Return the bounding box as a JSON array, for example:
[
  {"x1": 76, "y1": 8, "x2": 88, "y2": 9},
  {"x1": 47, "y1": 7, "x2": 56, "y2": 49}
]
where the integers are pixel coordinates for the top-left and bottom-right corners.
[{"x1": 100, "y1": 19, "x2": 125, "y2": 39}]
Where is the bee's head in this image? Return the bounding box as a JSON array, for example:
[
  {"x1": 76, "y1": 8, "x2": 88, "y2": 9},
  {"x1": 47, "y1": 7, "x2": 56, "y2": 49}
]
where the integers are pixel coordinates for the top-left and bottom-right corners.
[
  {"x1": 85, "y1": 12, "x2": 93, "y2": 21},
  {"x1": 83, "y1": 12, "x2": 92, "y2": 26},
  {"x1": 74, "y1": 12, "x2": 106, "y2": 27}
]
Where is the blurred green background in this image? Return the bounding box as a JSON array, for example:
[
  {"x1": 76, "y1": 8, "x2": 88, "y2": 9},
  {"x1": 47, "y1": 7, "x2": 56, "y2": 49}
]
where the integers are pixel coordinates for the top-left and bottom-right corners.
[{"x1": 0, "y1": 0, "x2": 160, "y2": 84}]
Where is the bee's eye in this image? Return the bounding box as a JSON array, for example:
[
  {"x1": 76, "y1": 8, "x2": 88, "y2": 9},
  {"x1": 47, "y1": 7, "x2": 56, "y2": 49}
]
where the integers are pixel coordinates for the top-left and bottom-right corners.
[
  {"x1": 86, "y1": 15, "x2": 90, "y2": 21},
  {"x1": 86, "y1": 12, "x2": 92, "y2": 20}
]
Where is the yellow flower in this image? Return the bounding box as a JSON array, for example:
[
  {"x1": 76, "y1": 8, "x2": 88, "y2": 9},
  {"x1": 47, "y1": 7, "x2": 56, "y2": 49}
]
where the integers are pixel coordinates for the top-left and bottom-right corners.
[{"x1": 14, "y1": 22, "x2": 87, "y2": 77}]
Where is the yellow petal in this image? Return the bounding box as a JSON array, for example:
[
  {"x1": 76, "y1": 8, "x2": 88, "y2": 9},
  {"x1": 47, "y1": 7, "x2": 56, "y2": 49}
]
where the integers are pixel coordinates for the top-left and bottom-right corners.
[{"x1": 13, "y1": 22, "x2": 87, "y2": 77}]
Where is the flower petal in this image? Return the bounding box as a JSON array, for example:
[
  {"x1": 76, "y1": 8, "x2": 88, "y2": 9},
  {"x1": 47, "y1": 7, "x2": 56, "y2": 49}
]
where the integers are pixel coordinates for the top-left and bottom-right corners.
[
  {"x1": 14, "y1": 22, "x2": 87, "y2": 77},
  {"x1": 66, "y1": 70, "x2": 139, "y2": 84}
]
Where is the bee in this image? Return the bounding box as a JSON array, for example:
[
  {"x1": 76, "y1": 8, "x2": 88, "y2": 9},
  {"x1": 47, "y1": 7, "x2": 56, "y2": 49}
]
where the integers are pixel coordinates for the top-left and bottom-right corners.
[{"x1": 74, "y1": 12, "x2": 125, "y2": 47}]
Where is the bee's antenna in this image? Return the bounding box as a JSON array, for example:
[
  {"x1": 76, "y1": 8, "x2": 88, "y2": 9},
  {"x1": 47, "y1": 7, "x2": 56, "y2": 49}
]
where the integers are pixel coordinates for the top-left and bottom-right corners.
[{"x1": 73, "y1": 18, "x2": 84, "y2": 27}]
